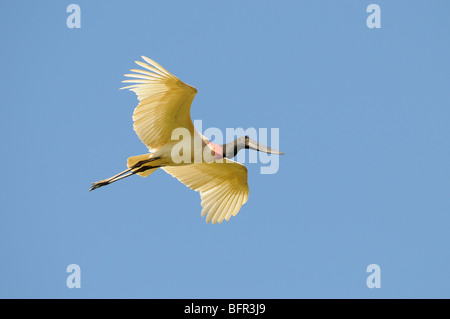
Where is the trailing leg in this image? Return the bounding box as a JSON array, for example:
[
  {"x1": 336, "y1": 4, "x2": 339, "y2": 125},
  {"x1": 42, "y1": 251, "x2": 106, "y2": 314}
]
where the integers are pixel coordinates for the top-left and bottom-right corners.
[{"x1": 89, "y1": 156, "x2": 160, "y2": 191}]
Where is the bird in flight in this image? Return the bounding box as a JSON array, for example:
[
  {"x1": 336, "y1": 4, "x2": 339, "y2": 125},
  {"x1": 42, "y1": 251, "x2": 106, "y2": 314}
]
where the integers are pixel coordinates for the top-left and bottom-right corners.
[{"x1": 90, "y1": 57, "x2": 283, "y2": 224}]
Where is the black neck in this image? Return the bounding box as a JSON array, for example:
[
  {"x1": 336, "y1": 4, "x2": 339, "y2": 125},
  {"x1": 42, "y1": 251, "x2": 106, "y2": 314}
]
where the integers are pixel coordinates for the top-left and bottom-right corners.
[{"x1": 221, "y1": 136, "x2": 249, "y2": 159}]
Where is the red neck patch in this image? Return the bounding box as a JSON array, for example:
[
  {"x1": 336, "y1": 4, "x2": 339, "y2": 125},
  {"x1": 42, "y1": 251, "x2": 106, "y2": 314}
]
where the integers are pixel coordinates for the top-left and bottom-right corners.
[{"x1": 208, "y1": 141, "x2": 223, "y2": 159}]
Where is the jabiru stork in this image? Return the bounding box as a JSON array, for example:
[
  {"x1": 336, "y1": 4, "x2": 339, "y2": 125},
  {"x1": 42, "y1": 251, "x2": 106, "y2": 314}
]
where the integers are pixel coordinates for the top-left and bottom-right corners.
[{"x1": 90, "y1": 57, "x2": 283, "y2": 224}]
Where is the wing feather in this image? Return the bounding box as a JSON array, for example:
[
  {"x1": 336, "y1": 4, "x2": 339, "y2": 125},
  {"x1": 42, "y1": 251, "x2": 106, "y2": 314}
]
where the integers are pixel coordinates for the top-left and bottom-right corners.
[
  {"x1": 212, "y1": 191, "x2": 235, "y2": 224},
  {"x1": 162, "y1": 159, "x2": 249, "y2": 224},
  {"x1": 121, "y1": 56, "x2": 197, "y2": 152}
]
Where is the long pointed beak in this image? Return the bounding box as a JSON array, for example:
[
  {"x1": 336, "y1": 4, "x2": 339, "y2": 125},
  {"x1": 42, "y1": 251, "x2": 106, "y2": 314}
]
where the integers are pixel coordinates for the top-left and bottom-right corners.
[{"x1": 246, "y1": 137, "x2": 284, "y2": 155}]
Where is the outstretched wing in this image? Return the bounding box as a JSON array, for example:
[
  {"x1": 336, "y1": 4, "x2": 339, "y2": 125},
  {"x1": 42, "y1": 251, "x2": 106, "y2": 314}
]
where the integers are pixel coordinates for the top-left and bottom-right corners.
[
  {"x1": 121, "y1": 56, "x2": 197, "y2": 152},
  {"x1": 162, "y1": 160, "x2": 249, "y2": 224}
]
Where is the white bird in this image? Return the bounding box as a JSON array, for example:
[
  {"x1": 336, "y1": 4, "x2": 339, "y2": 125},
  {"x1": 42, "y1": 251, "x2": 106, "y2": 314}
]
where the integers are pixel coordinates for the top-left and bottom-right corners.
[{"x1": 90, "y1": 56, "x2": 283, "y2": 224}]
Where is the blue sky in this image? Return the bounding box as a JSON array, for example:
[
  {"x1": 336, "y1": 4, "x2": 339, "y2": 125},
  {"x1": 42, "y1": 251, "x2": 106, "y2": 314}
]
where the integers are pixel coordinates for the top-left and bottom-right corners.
[{"x1": 0, "y1": 1, "x2": 449, "y2": 298}]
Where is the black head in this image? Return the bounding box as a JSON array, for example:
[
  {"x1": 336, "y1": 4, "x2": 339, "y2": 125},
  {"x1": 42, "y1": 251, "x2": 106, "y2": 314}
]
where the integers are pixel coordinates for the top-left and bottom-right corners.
[{"x1": 222, "y1": 136, "x2": 284, "y2": 159}]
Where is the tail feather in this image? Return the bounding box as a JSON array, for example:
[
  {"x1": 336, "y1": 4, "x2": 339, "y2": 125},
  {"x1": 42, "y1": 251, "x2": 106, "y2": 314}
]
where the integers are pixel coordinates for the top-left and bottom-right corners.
[
  {"x1": 127, "y1": 154, "x2": 150, "y2": 168},
  {"x1": 90, "y1": 154, "x2": 160, "y2": 191},
  {"x1": 127, "y1": 154, "x2": 159, "y2": 177}
]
